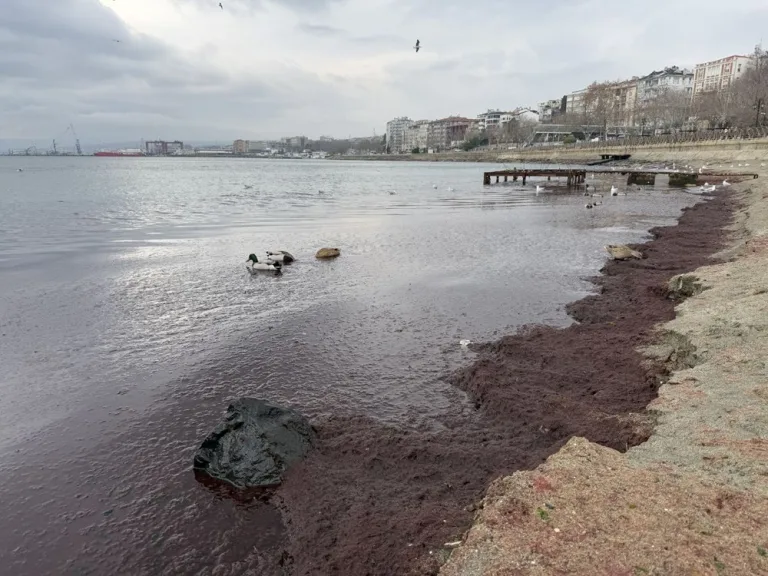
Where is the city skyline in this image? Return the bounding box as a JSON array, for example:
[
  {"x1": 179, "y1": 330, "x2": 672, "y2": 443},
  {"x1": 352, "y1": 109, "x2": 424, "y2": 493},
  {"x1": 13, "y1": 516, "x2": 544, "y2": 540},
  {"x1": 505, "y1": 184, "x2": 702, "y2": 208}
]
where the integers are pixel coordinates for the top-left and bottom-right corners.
[{"x1": 2, "y1": 0, "x2": 767, "y2": 143}]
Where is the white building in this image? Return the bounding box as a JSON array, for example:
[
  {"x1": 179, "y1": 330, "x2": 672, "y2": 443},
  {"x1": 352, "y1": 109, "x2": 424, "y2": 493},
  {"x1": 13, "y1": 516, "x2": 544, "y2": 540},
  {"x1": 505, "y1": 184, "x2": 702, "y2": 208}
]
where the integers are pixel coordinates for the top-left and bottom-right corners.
[
  {"x1": 386, "y1": 117, "x2": 413, "y2": 153},
  {"x1": 636, "y1": 66, "x2": 693, "y2": 105},
  {"x1": 476, "y1": 109, "x2": 515, "y2": 132},
  {"x1": 692, "y1": 54, "x2": 752, "y2": 96},
  {"x1": 404, "y1": 120, "x2": 429, "y2": 152},
  {"x1": 538, "y1": 99, "x2": 564, "y2": 123}
]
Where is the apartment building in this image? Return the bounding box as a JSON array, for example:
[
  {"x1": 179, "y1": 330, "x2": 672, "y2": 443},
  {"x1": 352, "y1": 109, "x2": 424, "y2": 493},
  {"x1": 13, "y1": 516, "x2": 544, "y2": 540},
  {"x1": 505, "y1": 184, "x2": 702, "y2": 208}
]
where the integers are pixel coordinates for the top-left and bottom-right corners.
[
  {"x1": 692, "y1": 55, "x2": 752, "y2": 96},
  {"x1": 385, "y1": 117, "x2": 413, "y2": 153}
]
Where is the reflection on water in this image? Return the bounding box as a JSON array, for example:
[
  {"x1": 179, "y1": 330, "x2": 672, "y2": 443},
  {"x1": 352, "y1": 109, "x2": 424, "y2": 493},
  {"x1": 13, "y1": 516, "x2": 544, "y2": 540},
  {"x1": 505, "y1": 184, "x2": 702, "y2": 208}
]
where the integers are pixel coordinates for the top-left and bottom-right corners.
[{"x1": 0, "y1": 157, "x2": 699, "y2": 574}]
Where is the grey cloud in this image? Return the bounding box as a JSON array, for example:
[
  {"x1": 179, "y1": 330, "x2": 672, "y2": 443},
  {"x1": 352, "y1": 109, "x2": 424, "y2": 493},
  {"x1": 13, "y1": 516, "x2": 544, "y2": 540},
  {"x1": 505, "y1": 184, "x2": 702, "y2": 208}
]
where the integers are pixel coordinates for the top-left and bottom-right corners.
[
  {"x1": 0, "y1": 0, "x2": 361, "y2": 141},
  {"x1": 3, "y1": 0, "x2": 768, "y2": 143},
  {"x1": 298, "y1": 23, "x2": 345, "y2": 37},
  {"x1": 185, "y1": 0, "x2": 343, "y2": 13}
]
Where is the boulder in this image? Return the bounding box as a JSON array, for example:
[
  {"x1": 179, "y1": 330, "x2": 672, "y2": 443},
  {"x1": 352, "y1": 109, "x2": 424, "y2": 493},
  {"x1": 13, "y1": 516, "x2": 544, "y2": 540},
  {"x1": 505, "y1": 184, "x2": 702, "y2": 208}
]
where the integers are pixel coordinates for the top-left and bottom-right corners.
[
  {"x1": 315, "y1": 247, "x2": 341, "y2": 259},
  {"x1": 193, "y1": 398, "x2": 315, "y2": 488},
  {"x1": 605, "y1": 244, "x2": 643, "y2": 260},
  {"x1": 667, "y1": 274, "x2": 705, "y2": 300}
]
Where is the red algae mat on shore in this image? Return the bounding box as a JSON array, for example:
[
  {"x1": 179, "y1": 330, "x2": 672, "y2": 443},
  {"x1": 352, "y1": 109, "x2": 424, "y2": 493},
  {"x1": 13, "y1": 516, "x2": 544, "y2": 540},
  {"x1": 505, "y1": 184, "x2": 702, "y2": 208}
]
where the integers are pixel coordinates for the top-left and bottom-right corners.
[{"x1": 276, "y1": 191, "x2": 737, "y2": 576}]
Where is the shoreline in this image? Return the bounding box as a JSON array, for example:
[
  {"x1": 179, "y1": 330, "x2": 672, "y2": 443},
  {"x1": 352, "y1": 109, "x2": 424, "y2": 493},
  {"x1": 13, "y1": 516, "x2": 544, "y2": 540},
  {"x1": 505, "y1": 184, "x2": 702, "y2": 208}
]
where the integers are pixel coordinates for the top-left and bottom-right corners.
[
  {"x1": 441, "y1": 176, "x2": 768, "y2": 574},
  {"x1": 276, "y1": 181, "x2": 737, "y2": 573}
]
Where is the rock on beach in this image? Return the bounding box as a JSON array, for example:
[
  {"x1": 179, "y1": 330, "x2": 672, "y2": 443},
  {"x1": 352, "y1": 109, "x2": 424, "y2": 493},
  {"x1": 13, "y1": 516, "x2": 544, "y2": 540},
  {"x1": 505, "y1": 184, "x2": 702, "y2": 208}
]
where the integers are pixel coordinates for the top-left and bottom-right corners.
[
  {"x1": 193, "y1": 398, "x2": 315, "y2": 489},
  {"x1": 316, "y1": 247, "x2": 341, "y2": 259}
]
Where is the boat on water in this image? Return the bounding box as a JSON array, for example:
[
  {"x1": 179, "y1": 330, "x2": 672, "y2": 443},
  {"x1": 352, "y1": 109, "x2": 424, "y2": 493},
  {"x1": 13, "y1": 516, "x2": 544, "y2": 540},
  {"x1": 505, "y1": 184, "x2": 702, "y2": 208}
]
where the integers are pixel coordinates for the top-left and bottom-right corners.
[{"x1": 93, "y1": 148, "x2": 145, "y2": 157}]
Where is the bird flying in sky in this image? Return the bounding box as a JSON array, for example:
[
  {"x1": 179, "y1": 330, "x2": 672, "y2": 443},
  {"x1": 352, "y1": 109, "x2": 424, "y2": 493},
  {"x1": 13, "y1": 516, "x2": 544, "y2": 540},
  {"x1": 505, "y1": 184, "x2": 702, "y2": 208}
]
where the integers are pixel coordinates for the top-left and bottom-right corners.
[
  {"x1": 219, "y1": 2, "x2": 223, "y2": 9},
  {"x1": 414, "y1": 39, "x2": 420, "y2": 53}
]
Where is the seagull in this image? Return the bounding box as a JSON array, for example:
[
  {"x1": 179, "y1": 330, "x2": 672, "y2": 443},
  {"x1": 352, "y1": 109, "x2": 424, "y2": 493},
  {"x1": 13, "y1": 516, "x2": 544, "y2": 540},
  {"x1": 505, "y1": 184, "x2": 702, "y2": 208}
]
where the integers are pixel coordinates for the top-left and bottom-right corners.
[
  {"x1": 112, "y1": 39, "x2": 121, "y2": 43},
  {"x1": 219, "y1": 2, "x2": 223, "y2": 8},
  {"x1": 610, "y1": 185, "x2": 618, "y2": 196},
  {"x1": 414, "y1": 39, "x2": 420, "y2": 53},
  {"x1": 535, "y1": 185, "x2": 545, "y2": 194},
  {"x1": 722, "y1": 180, "x2": 731, "y2": 186}
]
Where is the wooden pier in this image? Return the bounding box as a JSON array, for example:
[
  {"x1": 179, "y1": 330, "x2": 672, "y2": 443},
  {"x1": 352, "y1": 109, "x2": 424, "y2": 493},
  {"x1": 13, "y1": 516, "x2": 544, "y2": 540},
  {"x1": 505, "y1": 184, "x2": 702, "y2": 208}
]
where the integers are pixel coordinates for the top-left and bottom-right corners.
[
  {"x1": 483, "y1": 168, "x2": 588, "y2": 186},
  {"x1": 483, "y1": 167, "x2": 759, "y2": 187}
]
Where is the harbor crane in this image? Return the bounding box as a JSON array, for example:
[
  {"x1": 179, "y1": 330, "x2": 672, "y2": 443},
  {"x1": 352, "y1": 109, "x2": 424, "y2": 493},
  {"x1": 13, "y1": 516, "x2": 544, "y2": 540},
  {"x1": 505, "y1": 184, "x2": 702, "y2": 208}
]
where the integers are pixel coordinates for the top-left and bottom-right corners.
[
  {"x1": 70, "y1": 124, "x2": 82, "y2": 155},
  {"x1": 52, "y1": 124, "x2": 83, "y2": 155}
]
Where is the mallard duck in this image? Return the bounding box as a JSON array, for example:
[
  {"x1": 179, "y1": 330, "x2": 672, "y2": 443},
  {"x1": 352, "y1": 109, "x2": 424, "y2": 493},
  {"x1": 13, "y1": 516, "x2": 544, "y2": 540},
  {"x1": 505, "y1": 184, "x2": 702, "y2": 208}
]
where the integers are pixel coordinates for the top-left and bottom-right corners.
[
  {"x1": 265, "y1": 250, "x2": 295, "y2": 263},
  {"x1": 246, "y1": 254, "x2": 282, "y2": 274}
]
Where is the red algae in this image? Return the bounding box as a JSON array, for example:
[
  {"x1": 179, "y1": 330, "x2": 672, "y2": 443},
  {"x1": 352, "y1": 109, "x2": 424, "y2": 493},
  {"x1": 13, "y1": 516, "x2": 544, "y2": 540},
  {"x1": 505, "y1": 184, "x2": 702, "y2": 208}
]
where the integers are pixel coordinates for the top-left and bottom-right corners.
[{"x1": 276, "y1": 191, "x2": 736, "y2": 576}]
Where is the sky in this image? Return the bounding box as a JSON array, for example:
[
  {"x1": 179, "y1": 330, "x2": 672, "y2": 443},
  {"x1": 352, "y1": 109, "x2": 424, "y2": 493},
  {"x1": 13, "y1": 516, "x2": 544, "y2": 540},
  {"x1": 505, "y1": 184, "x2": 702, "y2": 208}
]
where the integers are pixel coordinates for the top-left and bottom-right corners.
[{"x1": 1, "y1": 0, "x2": 767, "y2": 146}]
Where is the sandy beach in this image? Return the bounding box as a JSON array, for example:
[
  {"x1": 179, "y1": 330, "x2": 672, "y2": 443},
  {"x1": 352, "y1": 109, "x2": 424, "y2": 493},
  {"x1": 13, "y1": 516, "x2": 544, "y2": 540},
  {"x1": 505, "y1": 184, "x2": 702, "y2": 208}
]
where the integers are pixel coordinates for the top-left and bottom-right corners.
[{"x1": 440, "y1": 167, "x2": 768, "y2": 575}]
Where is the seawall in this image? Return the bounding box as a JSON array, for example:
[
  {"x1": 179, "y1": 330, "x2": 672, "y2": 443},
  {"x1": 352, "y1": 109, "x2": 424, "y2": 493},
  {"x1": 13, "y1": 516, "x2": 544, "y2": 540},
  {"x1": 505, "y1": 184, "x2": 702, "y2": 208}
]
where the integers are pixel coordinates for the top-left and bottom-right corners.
[{"x1": 340, "y1": 139, "x2": 768, "y2": 165}]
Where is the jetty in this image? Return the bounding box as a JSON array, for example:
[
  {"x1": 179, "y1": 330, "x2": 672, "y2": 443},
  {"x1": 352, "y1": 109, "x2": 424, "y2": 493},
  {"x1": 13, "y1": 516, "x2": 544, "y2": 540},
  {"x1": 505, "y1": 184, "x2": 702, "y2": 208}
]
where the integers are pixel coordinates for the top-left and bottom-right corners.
[{"x1": 483, "y1": 167, "x2": 760, "y2": 187}]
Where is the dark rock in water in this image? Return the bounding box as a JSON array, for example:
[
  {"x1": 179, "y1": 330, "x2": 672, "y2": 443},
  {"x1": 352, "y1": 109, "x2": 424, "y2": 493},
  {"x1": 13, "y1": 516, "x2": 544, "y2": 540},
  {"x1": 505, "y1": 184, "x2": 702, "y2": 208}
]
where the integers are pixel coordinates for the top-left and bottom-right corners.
[{"x1": 193, "y1": 398, "x2": 315, "y2": 489}]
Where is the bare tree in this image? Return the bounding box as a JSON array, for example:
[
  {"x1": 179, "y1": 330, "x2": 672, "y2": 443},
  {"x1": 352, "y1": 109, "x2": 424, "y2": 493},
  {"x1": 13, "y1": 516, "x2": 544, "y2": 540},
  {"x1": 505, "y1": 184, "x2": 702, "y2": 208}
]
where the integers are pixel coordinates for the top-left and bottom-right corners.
[
  {"x1": 583, "y1": 81, "x2": 620, "y2": 139},
  {"x1": 636, "y1": 87, "x2": 691, "y2": 133},
  {"x1": 731, "y1": 46, "x2": 768, "y2": 127},
  {"x1": 503, "y1": 117, "x2": 538, "y2": 144},
  {"x1": 692, "y1": 88, "x2": 737, "y2": 129}
]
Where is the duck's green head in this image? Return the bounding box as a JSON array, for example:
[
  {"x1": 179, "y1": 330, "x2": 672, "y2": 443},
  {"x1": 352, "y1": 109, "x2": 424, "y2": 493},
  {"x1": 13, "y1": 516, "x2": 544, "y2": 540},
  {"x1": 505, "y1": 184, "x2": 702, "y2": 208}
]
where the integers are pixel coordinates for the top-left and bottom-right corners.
[{"x1": 247, "y1": 253, "x2": 258, "y2": 264}]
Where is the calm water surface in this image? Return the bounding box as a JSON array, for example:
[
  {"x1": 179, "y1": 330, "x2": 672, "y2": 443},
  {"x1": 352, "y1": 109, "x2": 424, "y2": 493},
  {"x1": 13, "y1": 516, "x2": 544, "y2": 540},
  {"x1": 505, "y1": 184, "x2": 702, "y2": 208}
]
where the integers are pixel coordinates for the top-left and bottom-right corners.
[{"x1": 0, "y1": 157, "x2": 697, "y2": 574}]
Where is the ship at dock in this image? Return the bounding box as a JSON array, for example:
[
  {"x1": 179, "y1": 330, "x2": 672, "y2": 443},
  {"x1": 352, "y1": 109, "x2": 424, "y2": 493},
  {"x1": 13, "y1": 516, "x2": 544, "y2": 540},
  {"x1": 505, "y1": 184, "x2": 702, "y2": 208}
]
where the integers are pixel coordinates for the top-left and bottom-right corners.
[{"x1": 93, "y1": 148, "x2": 145, "y2": 157}]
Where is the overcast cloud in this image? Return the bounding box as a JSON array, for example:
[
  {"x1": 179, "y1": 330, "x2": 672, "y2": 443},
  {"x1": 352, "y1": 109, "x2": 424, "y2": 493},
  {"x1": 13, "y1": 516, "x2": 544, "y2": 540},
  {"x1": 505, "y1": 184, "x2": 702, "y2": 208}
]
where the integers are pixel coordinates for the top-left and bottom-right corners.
[{"x1": 1, "y1": 0, "x2": 767, "y2": 145}]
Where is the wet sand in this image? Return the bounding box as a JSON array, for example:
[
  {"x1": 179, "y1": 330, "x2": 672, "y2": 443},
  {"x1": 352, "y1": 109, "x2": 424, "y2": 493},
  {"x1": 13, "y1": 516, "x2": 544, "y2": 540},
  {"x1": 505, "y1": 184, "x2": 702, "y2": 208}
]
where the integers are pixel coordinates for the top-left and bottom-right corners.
[{"x1": 277, "y1": 190, "x2": 736, "y2": 574}]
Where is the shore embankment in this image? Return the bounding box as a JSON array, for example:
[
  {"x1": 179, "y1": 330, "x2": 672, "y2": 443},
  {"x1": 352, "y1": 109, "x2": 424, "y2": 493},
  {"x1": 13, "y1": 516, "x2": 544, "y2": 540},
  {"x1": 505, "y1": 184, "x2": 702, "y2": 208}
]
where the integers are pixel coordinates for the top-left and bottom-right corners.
[
  {"x1": 440, "y1": 170, "x2": 768, "y2": 575},
  {"x1": 340, "y1": 138, "x2": 768, "y2": 166}
]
